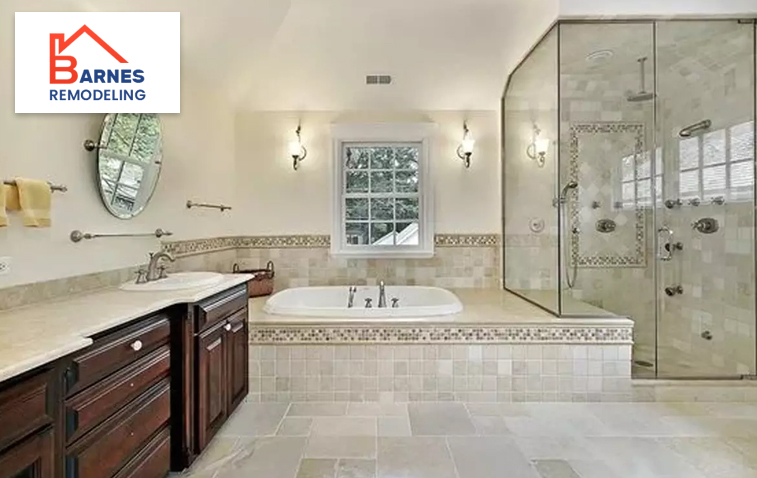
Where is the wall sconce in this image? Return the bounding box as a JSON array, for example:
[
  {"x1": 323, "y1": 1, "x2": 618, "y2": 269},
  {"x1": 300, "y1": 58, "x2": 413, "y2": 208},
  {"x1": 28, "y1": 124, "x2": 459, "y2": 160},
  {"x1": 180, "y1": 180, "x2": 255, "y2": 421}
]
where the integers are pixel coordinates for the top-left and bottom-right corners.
[
  {"x1": 526, "y1": 125, "x2": 549, "y2": 167},
  {"x1": 456, "y1": 122, "x2": 475, "y2": 168},
  {"x1": 288, "y1": 125, "x2": 308, "y2": 171}
]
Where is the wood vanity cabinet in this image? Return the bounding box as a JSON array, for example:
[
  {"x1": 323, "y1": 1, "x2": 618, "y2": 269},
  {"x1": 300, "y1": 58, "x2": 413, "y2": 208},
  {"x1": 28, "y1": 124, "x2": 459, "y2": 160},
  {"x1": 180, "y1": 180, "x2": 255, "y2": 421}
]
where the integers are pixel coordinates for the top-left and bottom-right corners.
[
  {"x1": 0, "y1": 368, "x2": 57, "y2": 478},
  {"x1": 173, "y1": 283, "x2": 249, "y2": 469}
]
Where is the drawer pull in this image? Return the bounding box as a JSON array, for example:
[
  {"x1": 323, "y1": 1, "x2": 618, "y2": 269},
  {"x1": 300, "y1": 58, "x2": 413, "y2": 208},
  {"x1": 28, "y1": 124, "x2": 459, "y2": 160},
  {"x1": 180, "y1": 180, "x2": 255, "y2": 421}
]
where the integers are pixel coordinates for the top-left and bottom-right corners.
[
  {"x1": 224, "y1": 323, "x2": 232, "y2": 331},
  {"x1": 130, "y1": 340, "x2": 143, "y2": 352}
]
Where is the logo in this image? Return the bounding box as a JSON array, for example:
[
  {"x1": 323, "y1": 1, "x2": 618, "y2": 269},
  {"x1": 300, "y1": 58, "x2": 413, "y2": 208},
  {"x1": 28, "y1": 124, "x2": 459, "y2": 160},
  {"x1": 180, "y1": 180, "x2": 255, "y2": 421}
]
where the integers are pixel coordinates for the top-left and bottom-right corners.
[{"x1": 16, "y1": 12, "x2": 180, "y2": 113}]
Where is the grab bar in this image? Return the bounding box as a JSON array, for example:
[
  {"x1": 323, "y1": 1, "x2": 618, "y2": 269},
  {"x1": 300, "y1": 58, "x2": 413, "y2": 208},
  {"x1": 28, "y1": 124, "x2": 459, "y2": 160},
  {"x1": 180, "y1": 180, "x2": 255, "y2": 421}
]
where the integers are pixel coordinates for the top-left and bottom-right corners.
[
  {"x1": 679, "y1": 120, "x2": 711, "y2": 138},
  {"x1": 70, "y1": 228, "x2": 173, "y2": 243}
]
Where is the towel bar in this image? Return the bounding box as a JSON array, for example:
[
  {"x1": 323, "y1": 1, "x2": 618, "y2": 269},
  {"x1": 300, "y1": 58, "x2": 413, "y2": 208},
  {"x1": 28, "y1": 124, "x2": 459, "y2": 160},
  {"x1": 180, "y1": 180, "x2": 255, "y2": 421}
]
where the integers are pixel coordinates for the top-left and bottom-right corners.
[
  {"x1": 70, "y1": 228, "x2": 173, "y2": 243},
  {"x1": 186, "y1": 200, "x2": 232, "y2": 212},
  {"x1": 3, "y1": 180, "x2": 67, "y2": 192}
]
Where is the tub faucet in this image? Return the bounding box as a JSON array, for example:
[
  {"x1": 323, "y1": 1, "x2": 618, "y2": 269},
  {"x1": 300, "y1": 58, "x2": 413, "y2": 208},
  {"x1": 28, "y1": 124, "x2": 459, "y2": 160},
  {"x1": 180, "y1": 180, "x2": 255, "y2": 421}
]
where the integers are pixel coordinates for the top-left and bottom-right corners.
[
  {"x1": 378, "y1": 280, "x2": 387, "y2": 308},
  {"x1": 347, "y1": 286, "x2": 357, "y2": 308}
]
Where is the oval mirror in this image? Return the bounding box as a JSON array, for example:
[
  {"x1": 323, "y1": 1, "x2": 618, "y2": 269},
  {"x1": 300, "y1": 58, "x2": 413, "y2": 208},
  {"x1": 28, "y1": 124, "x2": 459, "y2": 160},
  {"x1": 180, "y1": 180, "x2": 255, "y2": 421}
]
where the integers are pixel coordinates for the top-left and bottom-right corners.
[{"x1": 95, "y1": 113, "x2": 163, "y2": 219}]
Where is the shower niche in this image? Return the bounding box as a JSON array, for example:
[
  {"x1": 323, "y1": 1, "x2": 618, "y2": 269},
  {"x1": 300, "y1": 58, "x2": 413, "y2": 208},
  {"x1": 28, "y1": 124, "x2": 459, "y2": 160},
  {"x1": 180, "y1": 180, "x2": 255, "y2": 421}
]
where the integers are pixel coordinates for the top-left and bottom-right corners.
[{"x1": 503, "y1": 20, "x2": 757, "y2": 379}]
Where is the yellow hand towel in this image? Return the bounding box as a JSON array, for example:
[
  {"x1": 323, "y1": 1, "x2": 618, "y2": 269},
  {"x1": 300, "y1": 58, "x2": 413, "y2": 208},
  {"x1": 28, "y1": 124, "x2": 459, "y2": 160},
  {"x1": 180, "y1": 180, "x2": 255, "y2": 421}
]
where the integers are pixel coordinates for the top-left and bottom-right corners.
[
  {"x1": 0, "y1": 184, "x2": 7, "y2": 227},
  {"x1": 14, "y1": 178, "x2": 52, "y2": 227},
  {"x1": 5, "y1": 183, "x2": 20, "y2": 211}
]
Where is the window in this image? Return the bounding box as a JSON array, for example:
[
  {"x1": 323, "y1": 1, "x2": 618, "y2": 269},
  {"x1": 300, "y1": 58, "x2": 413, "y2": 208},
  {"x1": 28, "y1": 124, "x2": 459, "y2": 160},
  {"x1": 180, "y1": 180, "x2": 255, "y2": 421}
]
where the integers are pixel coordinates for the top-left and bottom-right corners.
[
  {"x1": 619, "y1": 148, "x2": 663, "y2": 208},
  {"x1": 331, "y1": 123, "x2": 435, "y2": 258},
  {"x1": 678, "y1": 121, "x2": 754, "y2": 201}
]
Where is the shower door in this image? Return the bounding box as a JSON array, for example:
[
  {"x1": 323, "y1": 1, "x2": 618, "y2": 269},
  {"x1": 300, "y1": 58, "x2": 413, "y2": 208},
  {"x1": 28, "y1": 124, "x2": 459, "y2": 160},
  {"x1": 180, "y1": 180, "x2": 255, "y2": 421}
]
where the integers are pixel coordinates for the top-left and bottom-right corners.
[{"x1": 655, "y1": 20, "x2": 756, "y2": 377}]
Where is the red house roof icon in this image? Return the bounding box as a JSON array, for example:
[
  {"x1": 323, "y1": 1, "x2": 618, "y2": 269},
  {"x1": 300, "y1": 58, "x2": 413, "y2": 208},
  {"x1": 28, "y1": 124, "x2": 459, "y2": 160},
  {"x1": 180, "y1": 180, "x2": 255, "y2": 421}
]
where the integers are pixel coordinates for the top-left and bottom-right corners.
[{"x1": 51, "y1": 25, "x2": 127, "y2": 63}]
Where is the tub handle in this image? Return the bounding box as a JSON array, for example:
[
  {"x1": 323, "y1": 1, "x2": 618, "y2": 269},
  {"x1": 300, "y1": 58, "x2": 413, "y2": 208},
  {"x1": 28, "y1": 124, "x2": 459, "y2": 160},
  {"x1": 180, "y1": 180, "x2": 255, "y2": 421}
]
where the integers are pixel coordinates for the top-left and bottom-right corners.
[
  {"x1": 391, "y1": 298, "x2": 399, "y2": 308},
  {"x1": 364, "y1": 298, "x2": 373, "y2": 308}
]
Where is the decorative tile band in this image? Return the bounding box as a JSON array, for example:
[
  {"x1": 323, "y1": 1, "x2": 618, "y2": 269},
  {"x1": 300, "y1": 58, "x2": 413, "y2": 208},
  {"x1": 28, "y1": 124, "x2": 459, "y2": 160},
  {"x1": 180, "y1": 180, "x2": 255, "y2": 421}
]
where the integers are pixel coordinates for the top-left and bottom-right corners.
[
  {"x1": 435, "y1": 234, "x2": 501, "y2": 247},
  {"x1": 164, "y1": 234, "x2": 502, "y2": 257},
  {"x1": 250, "y1": 325, "x2": 633, "y2": 344},
  {"x1": 238, "y1": 235, "x2": 331, "y2": 249}
]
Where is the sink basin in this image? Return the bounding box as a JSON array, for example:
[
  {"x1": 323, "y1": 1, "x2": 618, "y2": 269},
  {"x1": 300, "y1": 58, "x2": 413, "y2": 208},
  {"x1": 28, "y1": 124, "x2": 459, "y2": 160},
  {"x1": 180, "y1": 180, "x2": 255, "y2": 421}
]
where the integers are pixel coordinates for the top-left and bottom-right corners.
[{"x1": 120, "y1": 272, "x2": 225, "y2": 291}]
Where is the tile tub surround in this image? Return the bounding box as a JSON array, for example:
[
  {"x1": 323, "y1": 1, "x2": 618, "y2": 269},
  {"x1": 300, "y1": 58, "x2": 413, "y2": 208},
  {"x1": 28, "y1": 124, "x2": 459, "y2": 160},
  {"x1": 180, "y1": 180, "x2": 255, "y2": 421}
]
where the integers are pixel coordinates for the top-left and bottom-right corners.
[{"x1": 248, "y1": 290, "x2": 635, "y2": 403}]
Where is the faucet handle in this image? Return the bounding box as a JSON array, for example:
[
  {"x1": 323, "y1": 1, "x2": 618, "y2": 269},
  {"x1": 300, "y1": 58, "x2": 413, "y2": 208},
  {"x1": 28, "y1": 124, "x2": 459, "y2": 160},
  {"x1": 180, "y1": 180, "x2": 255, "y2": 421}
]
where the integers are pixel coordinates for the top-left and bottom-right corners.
[
  {"x1": 135, "y1": 268, "x2": 148, "y2": 284},
  {"x1": 365, "y1": 298, "x2": 373, "y2": 308}
]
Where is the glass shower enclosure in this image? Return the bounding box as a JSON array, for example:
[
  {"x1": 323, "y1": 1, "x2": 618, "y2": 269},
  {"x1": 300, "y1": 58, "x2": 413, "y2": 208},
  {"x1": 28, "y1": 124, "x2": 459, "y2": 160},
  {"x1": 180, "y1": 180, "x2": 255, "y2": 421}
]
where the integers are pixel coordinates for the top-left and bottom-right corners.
[{"x1": 503, "y1": 19, "x2": 757, "y2": 379}]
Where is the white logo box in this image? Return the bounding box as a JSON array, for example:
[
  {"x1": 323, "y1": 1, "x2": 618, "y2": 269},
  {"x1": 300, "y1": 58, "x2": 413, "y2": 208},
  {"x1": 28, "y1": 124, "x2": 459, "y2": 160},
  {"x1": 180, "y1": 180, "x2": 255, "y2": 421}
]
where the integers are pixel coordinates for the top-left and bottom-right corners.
[{"x1": 15, "y1": 12, "x2": 180, "y2": 113}]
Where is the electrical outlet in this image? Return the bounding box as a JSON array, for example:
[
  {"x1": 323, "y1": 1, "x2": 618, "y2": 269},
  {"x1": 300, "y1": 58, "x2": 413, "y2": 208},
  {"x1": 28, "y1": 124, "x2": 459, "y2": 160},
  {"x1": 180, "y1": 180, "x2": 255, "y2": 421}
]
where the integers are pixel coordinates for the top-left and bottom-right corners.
[{"x1": 0, "y1": 257, "x2": 10, "y2": 275}]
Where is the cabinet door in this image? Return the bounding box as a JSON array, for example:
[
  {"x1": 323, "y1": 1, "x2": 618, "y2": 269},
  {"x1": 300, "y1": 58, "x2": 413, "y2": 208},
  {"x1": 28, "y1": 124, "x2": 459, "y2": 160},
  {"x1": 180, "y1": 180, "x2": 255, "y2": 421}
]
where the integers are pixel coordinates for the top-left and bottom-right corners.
[
  {"x1": 196, "y1": 322, "x2": 227, "y2": 451},
  {"x1": 226, "y1": 310, "x2": 248, "y2": 414},
  {"x1": 0, "y1": 427, "x2": 54, "y2": 478}
]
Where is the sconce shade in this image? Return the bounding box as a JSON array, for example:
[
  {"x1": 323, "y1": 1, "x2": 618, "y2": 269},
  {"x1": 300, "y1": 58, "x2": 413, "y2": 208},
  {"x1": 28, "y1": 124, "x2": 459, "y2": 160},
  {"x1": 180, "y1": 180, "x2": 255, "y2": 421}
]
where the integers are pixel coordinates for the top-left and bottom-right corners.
[
  {"x1": 461, "y1": 134, "x2": 475, "y2": 155},
  {"x1": 289, "y1": 139, "x2": 304, "y2": 158},
  {"x1": 534, "y1": 138, "x2": 549, "y2": 156}
]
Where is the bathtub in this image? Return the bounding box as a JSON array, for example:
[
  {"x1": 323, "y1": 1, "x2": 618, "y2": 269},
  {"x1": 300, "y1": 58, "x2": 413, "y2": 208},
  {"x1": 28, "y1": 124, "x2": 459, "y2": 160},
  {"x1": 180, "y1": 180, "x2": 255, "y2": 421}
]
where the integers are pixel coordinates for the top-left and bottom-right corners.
[{"x1": 263, "y1": 286, "x2": 463, "y2": 319}]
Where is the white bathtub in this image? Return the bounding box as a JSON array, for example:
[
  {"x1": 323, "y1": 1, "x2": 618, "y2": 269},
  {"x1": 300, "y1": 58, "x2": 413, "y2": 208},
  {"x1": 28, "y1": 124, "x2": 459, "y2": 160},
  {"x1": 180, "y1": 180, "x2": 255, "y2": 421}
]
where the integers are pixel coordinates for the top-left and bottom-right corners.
[{"x1": 263, "y1": 286, "x2": 463, "y2": 319}]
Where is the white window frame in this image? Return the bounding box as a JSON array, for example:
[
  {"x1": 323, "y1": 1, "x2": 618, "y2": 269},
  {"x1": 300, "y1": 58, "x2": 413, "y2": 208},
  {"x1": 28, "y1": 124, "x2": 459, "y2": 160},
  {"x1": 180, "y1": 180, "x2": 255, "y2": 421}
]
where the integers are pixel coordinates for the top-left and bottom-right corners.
[{"x1": 331, "y1": 123, "x2": 436, "y2": 258}]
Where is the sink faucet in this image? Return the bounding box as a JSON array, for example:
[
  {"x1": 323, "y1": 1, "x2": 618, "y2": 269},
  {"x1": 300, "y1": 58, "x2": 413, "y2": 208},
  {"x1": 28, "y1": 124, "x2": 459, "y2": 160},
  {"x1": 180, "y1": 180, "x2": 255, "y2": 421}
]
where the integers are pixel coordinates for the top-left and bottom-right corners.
[
  {"x1": 378, "y1": 280, "x2": 387, "y2": 308},
  {"x1": 146, "y1": 251, "x2": 175, "y2": 282},
  {"x1": 347, "y1": 286, "x2": 357, "y2": 308}
]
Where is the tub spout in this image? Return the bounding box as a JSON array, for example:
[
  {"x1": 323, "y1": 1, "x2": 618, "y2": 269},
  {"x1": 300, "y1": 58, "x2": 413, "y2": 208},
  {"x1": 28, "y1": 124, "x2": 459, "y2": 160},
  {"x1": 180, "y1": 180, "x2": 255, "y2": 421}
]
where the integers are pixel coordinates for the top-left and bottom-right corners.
[
  {"x1": 347, "y1": 286, "x2": 357, "y2": 308},
  {"x1": 378, "y1": 280, "x2": 387, "y2": 308}
]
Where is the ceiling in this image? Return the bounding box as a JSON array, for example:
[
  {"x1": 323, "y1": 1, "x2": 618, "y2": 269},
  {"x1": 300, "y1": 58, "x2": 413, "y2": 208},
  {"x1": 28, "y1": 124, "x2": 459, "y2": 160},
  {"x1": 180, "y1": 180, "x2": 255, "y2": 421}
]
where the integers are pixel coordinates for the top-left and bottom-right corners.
[{"x1": 66, "y1": 0, "x2": 557, "y2": 111}]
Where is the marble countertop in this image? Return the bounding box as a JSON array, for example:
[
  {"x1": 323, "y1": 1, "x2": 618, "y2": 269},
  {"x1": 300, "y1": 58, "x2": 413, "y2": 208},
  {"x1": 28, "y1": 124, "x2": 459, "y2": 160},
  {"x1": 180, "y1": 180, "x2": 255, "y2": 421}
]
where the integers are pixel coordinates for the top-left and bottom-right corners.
[
  {"x1": 249, "y1": 288, "x2": 634, "y2": 327},
  {"x1": 0, "y1": 274, "x2": 252, "y2": 383}
]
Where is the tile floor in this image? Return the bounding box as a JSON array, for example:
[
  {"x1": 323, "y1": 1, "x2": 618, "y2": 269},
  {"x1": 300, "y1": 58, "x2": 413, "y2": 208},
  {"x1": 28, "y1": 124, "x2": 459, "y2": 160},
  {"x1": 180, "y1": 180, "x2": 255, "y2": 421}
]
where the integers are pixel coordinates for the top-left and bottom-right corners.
[{"x1": 181, "y1": 399, "x2": 757, "y2": 478}]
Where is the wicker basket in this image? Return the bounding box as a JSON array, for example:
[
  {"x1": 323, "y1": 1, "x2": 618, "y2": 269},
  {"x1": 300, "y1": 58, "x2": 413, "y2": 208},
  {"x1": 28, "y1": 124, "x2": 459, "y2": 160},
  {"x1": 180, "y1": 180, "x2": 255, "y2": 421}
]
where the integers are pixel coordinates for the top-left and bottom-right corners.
[{"x1": 232, "y1": 261, "x2": 274, "y2": 298}]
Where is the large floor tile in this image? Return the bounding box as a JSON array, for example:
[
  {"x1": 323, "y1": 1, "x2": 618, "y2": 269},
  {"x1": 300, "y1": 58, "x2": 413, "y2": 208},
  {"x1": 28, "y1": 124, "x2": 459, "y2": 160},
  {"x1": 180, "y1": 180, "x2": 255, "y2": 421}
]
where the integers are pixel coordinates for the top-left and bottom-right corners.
[
  {"x1": 408, "y1": 402, "x2": 475, "y2": 436},
  {"x1": 218, "y1": 402, "x2": 290, "y2": 437},
  {"x1": 305, "y1": 436, "x2": 377, "y2": 459},
  {"x1": 583, "y1": 437, "x2": 706, "y2": 478},
  {"x1": 214, "y1": 437, "x2": 307, "y2": 478},
  {"x1": 289, "y1": 402, "x2": 349, "y2": 417},
  {"x1": 311, "y1": 417, "x2": 377, "y2": 437},
  {"x1": 658, "y1": 437, "x2": 757, "y2": 477},
  {"x1": 377, "y1": 437, "x2": 457, "y2": 478},
  {"x1": 471, "y1": 415, "x2": 512, "y2": 436},
  {"x1": 378, "y1": 417, "x2": 412, "y2": 437},
  {"x1": 566, "y1": 460, "x2": 622, "y2": 478},
  {"x1": 337, "y1": 459, "x2": 376, "y2": 478},
  {"x1": 446, "y1": 436, "x2": 539, "y2": 478},
  {"x1": 347, "y1": 403, "x2": 407, "y2": 417},
  {"x1": 532, "y1": 460, "x2": 581, "y2": 478},
  {"x1": 296, "y1": 458, "x2": 337, "y2": 478},
  {"x1": 278, "y1": 417, "x2": 314, "y2": 436},
  {"x1": 514, "y1": 437, "x2": 596, "y2": 461}
]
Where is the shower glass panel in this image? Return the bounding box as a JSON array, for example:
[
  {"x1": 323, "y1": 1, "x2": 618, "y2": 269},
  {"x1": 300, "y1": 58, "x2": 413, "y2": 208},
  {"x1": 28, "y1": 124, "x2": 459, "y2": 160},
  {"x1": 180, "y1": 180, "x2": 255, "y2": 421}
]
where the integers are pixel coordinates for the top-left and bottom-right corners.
[
  {"x1": 503, "y1": 27, "x2": 559, "y2": 314},
  {"x1": 557, "y1": 23, "x2": 657, "y2": 345},
  {"x1": 655, "y1": 20, "x2": 756, "y2": 377}
]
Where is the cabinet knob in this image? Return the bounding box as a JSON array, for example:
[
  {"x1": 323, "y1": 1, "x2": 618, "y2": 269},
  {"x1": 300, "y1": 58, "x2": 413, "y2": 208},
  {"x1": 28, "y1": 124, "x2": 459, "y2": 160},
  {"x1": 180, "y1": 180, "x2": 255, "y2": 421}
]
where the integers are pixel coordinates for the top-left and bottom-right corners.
[
  {"x1": 130, "y1": 340, "x2": 143, "y2": 351},
  {"x1": 224, "y1": 323, "x2": 232, "y2": 331}
]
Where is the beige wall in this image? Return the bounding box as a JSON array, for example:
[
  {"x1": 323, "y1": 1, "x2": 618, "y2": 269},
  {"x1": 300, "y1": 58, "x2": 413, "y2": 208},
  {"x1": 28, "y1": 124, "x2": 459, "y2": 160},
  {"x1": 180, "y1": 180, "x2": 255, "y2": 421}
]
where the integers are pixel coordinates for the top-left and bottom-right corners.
[
  {"x1": 234, "y1": 110, "x2": 501, "y2": 236},
  {"x1": 0, "y1": 1, "x2": 237, "y2": 289}
]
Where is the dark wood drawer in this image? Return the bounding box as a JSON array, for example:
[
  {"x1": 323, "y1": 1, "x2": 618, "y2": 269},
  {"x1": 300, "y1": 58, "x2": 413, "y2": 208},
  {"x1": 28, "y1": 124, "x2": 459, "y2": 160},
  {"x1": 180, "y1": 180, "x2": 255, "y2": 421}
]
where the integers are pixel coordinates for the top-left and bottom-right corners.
[
  {"x1": 64, "y1": 346, "x2": 170, "y2": 445},
  {"x1": 65, "y1": 379, "x2": 170, "y2": 478},
  {"x1": 111, "y1": 427, "x2": 169, "y2": 478},
  {"x1": 0, "y1": 369, "x2": 54, "y2": 452},
  {"x1": 195, "y1": 284, "x2": 247, "y2": 332},
  {"x1": 65, "y1": 315, "x2": 170, "y2": 397}
]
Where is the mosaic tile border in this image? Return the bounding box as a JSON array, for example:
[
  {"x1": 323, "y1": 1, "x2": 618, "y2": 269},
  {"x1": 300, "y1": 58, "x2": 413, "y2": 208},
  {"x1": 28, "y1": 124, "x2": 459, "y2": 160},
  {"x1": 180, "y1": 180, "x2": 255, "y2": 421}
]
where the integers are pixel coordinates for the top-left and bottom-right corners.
[
  {"x1": 435, "y1": 234, "x2": 501, "y2": 247},
  {"x1": 250, "y1": 325, "x2": 633, "y2": 344},
  {"x1": 163, "y1": 234, "x2": 502, "y2": 257},
  {"x1": 569, "y1": 122, "x2": 646, "y2": 268}
]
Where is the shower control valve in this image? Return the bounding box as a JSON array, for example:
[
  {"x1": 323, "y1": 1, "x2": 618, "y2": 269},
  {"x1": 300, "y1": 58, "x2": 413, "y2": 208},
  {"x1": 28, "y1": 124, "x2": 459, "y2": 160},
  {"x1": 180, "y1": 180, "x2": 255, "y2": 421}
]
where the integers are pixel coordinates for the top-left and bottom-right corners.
[{"x1": 664, "y1": 285, "x2": 683, "y2": 297}]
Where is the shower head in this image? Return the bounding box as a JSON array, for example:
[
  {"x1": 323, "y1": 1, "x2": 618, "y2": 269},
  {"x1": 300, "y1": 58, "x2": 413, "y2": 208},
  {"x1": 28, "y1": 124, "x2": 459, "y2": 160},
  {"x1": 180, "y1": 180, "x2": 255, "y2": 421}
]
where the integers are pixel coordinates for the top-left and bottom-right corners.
[
  {"x1": 627, "y1": 56, "x2": 656, "y2": 103},
  {"x1": 558, "y1": 181, "x2": 578, "y2": 203},
  {"x1": 627, "y1": 91, "x2": 656, "y2": 102}
]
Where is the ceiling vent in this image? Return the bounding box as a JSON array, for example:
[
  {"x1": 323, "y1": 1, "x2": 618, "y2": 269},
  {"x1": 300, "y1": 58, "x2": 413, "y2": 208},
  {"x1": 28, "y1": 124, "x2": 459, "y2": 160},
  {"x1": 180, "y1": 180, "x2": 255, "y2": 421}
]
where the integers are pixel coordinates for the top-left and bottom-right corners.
[{"x1": 366, "y1": 75, "x2": 392, "y2": 85}]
